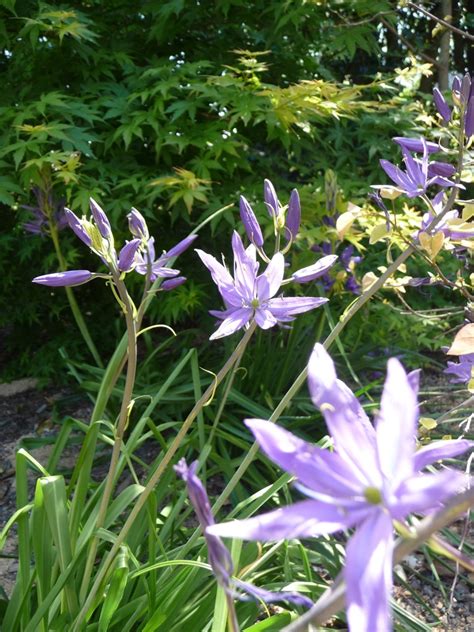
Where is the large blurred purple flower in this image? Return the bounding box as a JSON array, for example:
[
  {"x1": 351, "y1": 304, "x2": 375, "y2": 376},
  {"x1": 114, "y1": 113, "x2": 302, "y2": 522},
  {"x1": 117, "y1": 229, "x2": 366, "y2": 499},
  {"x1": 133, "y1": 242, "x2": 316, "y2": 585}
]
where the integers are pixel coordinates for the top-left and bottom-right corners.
[
  {"x1": 174, "y1": 459, "x2": 313, "y2": 608},
  {"x1": 208, "y1": 345, "x2": 472, "y2": 632},
  {"x1": 196, "y1": 232, "x2": 328, "y2": 340}
]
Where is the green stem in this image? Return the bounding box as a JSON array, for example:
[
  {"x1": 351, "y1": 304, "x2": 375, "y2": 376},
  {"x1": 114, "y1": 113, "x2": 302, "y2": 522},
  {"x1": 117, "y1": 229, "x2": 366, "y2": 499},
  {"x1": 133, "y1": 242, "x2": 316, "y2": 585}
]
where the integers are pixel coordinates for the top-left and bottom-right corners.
[
  {"x1": 226, "y1": 593, "x2": 240, "y2": 632},
  {"x1": 79, "y1": 274, "x2": 138, "y2": 602},
  {"x1": 208, "y1": 353, "x2": 243, "y2": 445},
  {"x1": 49, "y1": 222, "x2": 103, "y2": 368},
  {"x1": 72, "y1": 322, "x2": 256, "y2": 631}
]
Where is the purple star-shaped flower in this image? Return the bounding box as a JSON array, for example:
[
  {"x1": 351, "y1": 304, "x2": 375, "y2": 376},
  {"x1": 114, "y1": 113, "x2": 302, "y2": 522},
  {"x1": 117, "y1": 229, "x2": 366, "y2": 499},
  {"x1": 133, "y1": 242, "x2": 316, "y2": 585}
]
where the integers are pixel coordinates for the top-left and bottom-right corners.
[
  {"x1": 196, "y1": 231, "x2": 328, "y2": 340},
  {"x1": 380, "y1": 140, "x2": 458, "y2": 199},
  {"x1": 208, "y1": 344, "x2": 472, "y2": 631}
]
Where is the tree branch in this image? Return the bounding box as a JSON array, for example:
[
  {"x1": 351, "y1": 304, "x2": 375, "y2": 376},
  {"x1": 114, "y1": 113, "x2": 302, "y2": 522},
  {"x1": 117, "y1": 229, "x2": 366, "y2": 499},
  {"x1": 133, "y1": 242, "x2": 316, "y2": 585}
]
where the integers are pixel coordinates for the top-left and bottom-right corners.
[
  {"x1": 381, "y1": 16, "x2": 439, "y2": 66},
  {"x1": 406, "y1": 1, "x2": 474, "y2": 42}
]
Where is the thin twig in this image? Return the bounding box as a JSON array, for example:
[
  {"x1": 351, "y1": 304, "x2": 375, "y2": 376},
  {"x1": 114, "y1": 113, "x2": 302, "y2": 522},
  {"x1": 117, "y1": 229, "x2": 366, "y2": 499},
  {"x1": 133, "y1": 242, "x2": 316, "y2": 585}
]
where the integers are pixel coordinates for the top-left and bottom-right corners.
[
  {"x1": 381, "y1": 16, "x2": 439, "y2": 66},
  {"x1": 406, "y1": 1, "x2": 474, "y2": 42}
]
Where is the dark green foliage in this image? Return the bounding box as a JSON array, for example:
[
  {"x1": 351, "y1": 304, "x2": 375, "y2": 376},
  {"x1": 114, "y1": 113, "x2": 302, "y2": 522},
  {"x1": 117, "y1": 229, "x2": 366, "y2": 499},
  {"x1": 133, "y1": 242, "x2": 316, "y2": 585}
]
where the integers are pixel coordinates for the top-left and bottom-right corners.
[{"x1": 0, "y1": 0, "x2": 470, "y2": 378}]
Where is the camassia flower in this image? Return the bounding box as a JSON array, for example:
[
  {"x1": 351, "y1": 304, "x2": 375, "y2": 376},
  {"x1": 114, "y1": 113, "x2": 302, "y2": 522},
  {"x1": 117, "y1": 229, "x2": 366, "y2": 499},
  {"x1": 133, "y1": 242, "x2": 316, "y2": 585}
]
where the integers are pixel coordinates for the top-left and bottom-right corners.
[
  {"x1": 196, "y1": 231, "x2": 328, "y2": 340},
  {"x1": 380, "y1": 140, "x2": 458, "y2": 199},
  {"x1": 208, "y1": 344, "x2": 472, "y2": 632},
  {"x1": 174, "y1": 459, "x2": 313, "y2": 609},
  {"x1": 33, "y1": 199, "x2": 195, "y2": 290},
  {"x1": 134, "y1": 235, "x2": 197, "y2": 283}
]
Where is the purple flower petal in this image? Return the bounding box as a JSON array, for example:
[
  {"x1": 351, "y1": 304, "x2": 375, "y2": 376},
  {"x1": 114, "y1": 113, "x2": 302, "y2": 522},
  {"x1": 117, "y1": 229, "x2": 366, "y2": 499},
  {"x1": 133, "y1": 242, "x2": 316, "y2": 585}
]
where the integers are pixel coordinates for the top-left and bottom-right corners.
[
  {"x1": 174, "y1": 459, "x2": 233, "y2": 586},
  {"x1": 209, "y1": 307, "x2": 252, "y2": 340},
  {"x1": 428, "y1": 161, "x2": 456, "y2": 178},
  {"x1": 165, "y1": 234, "x2": 198, "y2": 258},
  {"x1": 65, "y1": 208, "x2": 92, "y2": 247},
  {"x1": 345, "y1": 512, "x2": 394, "y2": 632},
  {"x1": 264, "y1": 179, "x2": 279, "y2": 217},
  {"x1": 240, "y1": 196, "x2": 264, "y2": 248},
  {"x1": 90, "y1": 198, "x2": 112, "y2": 239},
  {"x1": 393, "y1": 137, "x2": 439, "y2": 154},
  {"x1": 161, "y1": 276, "x2": 186, "y2": 291},
  {"x1": 433, "y1": 88, "x2": 452, "y2": 122},
  {"x1": 465, "y1": 98, "x2": 474, "y2": 138},
  {"x1": 393, "y1": 469, "x2": 468, "y2": 517},
  {"x1": 245, "y1": 418, "x2": 368, "y2": 496},
  {"x1": 286, "y1": 189, "x2": 301, "y2": 240},
  {"x1": 118, "y1": 238, "x2": 141, "y2": 272},
  {"x1": 413, "y1": 439, "x2": 473, "y2": 471},
  {"x1": 32, "y1": 270, "x2": 93, "y2": 287},
  {"x1": 380, "y1": 159, "x2": 414, "y2": 192},
  {"x1": 195, "y1": 249, "x2": 241, "y2": 307},
  {"x1": 256, "y1": 253, "x2": 285, "y2": 301},
  {"x1": 376, "y1": 358, "x2": 417, "y2": 486},
  {"x1": 307, "y1": 344, "x2": 379, "y2": 484},
  {"x1": 292, "y1": 255, "x2": 338, "y2": 283},
  {"x1": 232, "y1": 231, "x2": 259, "y2": 301},
  {"x1": 208, "y1": 499, "x2": 363, "y2": 541},
  {"x1": 254, "y1": 308, "x2": 278, "y2": 329},
  {"x1": 127, "y1": 207, "x2": 149, "y2": 240},
  {"x1": 233, "y1": 578, "x2": 313, "y2": 608},
  {"x1": 266, "y1": 296, "x2": 328, "y2": 317}
]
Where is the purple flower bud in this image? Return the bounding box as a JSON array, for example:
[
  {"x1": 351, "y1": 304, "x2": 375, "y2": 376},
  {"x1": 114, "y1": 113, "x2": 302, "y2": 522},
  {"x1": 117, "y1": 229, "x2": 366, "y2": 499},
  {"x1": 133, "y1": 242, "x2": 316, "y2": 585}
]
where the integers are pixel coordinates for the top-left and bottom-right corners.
[
  {"x1": 292, "y1": 255, "x2": 338, "y2": 283},
  {"x1": 263, "y1": 179, "x2": 279, "y2": 217},
  {"x1": 118, "y1": 238, "x2": 141, "y2": 272},
  {"x1": 161, "y1": 276, "x2": 186, "y2": 291},
  {"x1": 461, "y1": 73, "x2": 471, "y2": 104},
  {"x1": 433, "y1": 88, "x2": 451, "y2": 122},
  {"x1": 128, "y1": 207, "x2": 149, "y2": 240},
  {"x1": 165, "y1": 234, "x2": 198, "y2": 258},
  {"x1": 427, "y1": 161, "x2": 456, "y2": 178},
  {"x1": 452, "y1": 76, "x2": 461, "y2": 94},
  {"x1": 465, "y1": 98, "x2": 474, "y2": 138},
  {"x1": 90, "y1": 198, "x2": 112, "y2": 239},
  {"x1": 286, "y1": 189, "x2": 301, "y2": 241},
  {"x1": 239, "y1": 196, "x2": 264, "y2": 247},
  {"x1": 32, "y1": 270, "x2": 93, "y2": 287},
  {"x1": 65, "y1": 208, "x2": 92, "y2": 247},
  {"x1": 393, "y1": 137, "x2": 439, "y2": 154}
]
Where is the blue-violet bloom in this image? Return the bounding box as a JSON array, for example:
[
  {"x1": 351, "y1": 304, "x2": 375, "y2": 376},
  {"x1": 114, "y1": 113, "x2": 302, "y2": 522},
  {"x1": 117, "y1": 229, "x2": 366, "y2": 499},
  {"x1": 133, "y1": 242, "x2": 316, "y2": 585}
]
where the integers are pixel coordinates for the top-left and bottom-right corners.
[
  {"x1": 208, "y1": 344, "x2": 472, "y2": 632},
  {"x1": 196, "y1": 231, "x2": 328, "y2": 340},
  {"x1": 380, "y1": 142, "x2": 458, "y2": 198}
]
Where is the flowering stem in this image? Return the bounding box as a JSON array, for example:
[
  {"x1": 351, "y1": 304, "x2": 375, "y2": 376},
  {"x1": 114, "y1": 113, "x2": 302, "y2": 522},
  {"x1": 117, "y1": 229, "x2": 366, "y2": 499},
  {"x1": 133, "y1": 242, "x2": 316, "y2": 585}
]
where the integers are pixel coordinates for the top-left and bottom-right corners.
[
  {"x1": 79, "y1": 274, "x2": 138, "y2": 602},
  {"x1": 211, "y1": 183, "x2": 464, "y2": 516},
  {"x1": 49, "y1": 220, "x2": 103, "y2": 367},
  {"x1": 72, "y1": 322, "x2": 256, "y2": 630},
  {"x1": 281, "y1": 487, "x2": 474, "y2": 632}
]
